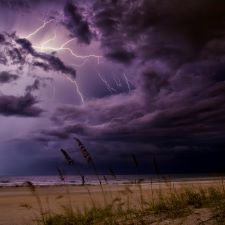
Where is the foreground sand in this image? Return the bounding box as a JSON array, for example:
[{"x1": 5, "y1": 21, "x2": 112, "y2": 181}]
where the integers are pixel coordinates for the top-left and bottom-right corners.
[{"x1": 0, "y1": 178, "x2": 223, "y2": 225}]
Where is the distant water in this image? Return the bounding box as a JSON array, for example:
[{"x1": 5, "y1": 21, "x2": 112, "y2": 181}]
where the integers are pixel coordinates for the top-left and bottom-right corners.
[
  {"x1": 0, "y1": 174, "x2": 221, "y2": 187},
  {"x1": 0, "y1": 175, "x2": 147, "y2": 186}
]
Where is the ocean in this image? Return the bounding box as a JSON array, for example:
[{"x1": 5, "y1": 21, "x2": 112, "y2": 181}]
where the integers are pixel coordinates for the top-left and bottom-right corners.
[
  {"x1": 0, "y1": 174, "x2": 221, "y2": 187},
  {"x1": 0, "y1": 175, "x2": 153, "y2": 186}
]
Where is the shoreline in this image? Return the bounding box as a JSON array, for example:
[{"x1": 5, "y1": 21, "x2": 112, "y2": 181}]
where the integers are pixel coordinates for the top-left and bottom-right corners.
[{"x1": 0, "y1": 175, "x2": 224, "y2": 187}]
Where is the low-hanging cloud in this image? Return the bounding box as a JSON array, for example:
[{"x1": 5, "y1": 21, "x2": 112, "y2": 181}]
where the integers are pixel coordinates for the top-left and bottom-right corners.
[
  {"x1": 0, "y1": 71, "x2": 19, "y2": 83},
  {"x1": 0, "y1": 32, "x2": 76, "y2": 79},
  {"x1": 0, "y1": 93, "x2": 43, "y2": 117}
]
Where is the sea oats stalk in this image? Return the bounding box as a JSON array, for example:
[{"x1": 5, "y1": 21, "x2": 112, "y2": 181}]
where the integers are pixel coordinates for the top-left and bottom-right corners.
[
  {"x1": 131, "y1": 154, "x2": 140, "y2": 184},
  {"x1": 60, "y1": 149, "x2": 74, "y2": 165},
  {"x1": 130, "y1": 154, "x2": 144, "y2": 210},
  {"x1": 131, "y1": 154, "x2": 139, "y2": 169},
  {"x1": 152, "y1": 155, "x2": 162, "y2": 199},
  {"x1": 109, "y1": 168, "x2": 117, "y2": 180},
  {"x1": 152, "y1": 156, "x2": 160, "y2": 177},
  {"x1": 56, "y1": 167, "x2": 65, "y2": 182},
  {"x1": 60, "y1": 148, "x2": 85, "y2": 185},
  {"x1": 74, "y1": 138, "x2": 92, "y2": 163},
  {"x1": 59, "y1": 148, "x2": 96, "y2": 207},
  {"x1": 74, "y1": 137, "x2": 107, "y2": 205},
  {"x1": 103, "y1": 176, "x2": 108, "y2": 184},
  {"x1": 24, "y1": 181, "x2": 46, "y2": 223}
]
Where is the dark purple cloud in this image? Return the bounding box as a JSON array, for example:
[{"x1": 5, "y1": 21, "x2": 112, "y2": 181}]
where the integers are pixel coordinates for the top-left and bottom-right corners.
[
  {"x1": 0, "y1": 33, "x2": 76, "y2": 79},
  {"x1": 90, "y1": 0, "x2": 225, "y2": 65},
  {"x1": 1, "y1": 0, "x2": 225, "y2": 175},
  {"x1": 63, "y1": 1, "x2": 93, "y2": 44},
  {"x1": 0, "y1": 0, "x2": 61, "y2": 9},
  {"x1": 39, "y1": 0, "x2": 225, "y2": 157},
  {"x1": 0, "y1": 0, "x2": 29, "y2": 9},
  {"x1": 0, "y1": 71, "x2": 19, "y2": 83},
  {"x1": 25, "y1": 79, "x2": 40, "y2": 93},
  {"x1": 105, "y1": 49, "x2": 136, "y2": 64},
  {"x1": 0, "y1": 93, "x2": 43, "y2": 117},
  {"x1": 16, "y1": 37, "x2": 76, "y2": 79},
  {"x1": 0, "y1": 34, "x2": 5, "y2": 42}
]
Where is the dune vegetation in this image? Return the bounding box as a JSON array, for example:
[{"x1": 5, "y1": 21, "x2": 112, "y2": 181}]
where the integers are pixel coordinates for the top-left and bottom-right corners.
[{"x1": 19, "y1": 138, "x2": 225, "y2": 225}]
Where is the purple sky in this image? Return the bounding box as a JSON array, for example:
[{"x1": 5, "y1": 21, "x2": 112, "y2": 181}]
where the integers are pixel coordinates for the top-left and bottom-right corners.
[{"x1": 0, "y1": 0, "x2": 225, "y2": 175}]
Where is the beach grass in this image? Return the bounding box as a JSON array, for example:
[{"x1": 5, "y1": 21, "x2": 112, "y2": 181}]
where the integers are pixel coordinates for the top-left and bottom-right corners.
[
  {"x1": 28, "y1": 139, "x2": 225, "y2": 225},
  {"x1": 14, "y1": 140, "x2": 225, "y2": 225},
  {"x1": 27, "y1": 180, "x2": 225, "y2": 225}
]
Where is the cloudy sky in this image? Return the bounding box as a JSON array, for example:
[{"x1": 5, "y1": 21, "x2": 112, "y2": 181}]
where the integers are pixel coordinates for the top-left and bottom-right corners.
[{"x1": 0, "y1": 0, "x2": 225, "y2": 176}]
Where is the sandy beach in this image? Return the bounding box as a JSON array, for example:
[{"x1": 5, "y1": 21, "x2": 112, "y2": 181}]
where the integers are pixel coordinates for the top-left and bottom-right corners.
[{"x1": 0, "y1": 178, "x2": 223, "y2": 225}]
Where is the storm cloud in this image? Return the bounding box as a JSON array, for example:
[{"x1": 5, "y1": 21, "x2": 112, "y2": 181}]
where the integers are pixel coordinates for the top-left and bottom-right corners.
[
  {"x1": 0, "y1": 93, "x2": 43, "y2": 117},
  {"x1": 16, "y1": 37, "x2": 76, "y2": 79},
  {"x1": 1, "y1": 0, "x2": 225, "y2": 175},
  {"x1": 63, "y1": 1, "x2": 93, "y2": 44},
  {"x1": 25, "y1": 79, "x2": 40, "y2": 93},
  {"x1": 0, "y1": 71, "x2": 19, "y2": 83},
  {"x1": 39, "y1": 0, "x2": 225, "y2": 165}
]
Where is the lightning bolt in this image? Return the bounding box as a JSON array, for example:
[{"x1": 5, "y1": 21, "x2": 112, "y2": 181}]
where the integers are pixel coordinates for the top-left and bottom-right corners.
[
  {"x1": 113, "y1": 74, "x2": 122, "y2": 88},
  {"x1": 97, "y1": 73, "x2": 117, "y2": 94},
  {"x1": 33, "y1": 41, "x2": 102, "y2": 62},
  {"x1": 40, "y1": 31, "x2": 57, "y2": 51},
  {"x1": 25, "y1": 20, "x2": 102, "y2": 66},
  {"x1": 123, "y1": 73, "x2": 131, "y2": 92},
  {"x1": 60, "y1": 38, "x2": 76, "y2": 48},
  {"x1": 23, "y1": 19, "x2": 55, "y2": 39},
  {"x1": 21, "y1": 18, "x2": 130, "y2": 104},
  {"x1": 62, "y1": 74, "x2": 85, "y2": 104},
  {"x1": 22, "y1": 19, "x2": 102, "y2": 104}
]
